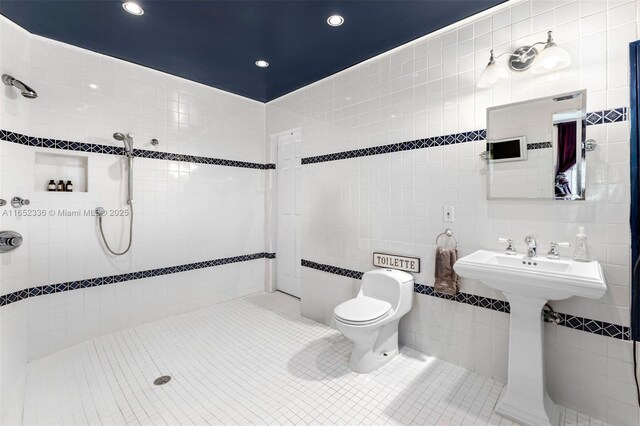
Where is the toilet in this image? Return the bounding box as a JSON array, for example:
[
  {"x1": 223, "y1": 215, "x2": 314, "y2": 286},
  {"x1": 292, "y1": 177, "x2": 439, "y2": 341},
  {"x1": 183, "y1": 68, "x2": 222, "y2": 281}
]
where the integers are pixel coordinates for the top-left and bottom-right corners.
[{"x1": 333, "y1": 268, "x2": 414, "y2": 373}]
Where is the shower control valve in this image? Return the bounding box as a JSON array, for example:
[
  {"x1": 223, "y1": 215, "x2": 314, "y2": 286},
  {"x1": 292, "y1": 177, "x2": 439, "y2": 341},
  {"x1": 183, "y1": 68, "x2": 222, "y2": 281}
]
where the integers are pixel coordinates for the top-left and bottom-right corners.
[
  {"x1": 0, "y1": 231, "x2": 23, "y2": 253},
  {"x1": 0, "y1": 199, "x2": 6, "y2": 207},
  {"x1": 95, "y1": 207, "x2": 107, "y2": 217},
  {"x1": 11, "y1": 197, "x2": 30, "y2": 208}
]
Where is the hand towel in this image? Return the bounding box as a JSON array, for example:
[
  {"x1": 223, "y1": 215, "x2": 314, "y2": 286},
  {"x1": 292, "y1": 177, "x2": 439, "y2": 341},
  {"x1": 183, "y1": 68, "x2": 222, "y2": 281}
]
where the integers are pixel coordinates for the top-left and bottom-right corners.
[{"x1": 435, "y1": 247, "x2": 459, "y2": 295}]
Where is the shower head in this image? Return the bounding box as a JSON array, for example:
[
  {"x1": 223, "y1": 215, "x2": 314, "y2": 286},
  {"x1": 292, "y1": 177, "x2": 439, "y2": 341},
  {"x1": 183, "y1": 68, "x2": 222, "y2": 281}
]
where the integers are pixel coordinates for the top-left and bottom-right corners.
[
  {"x1": 2, "y1": 74, "x2": 38, "y2": 99},
  {"x1": 113, "y1": 132, "x2": 134, "y2": 155}
]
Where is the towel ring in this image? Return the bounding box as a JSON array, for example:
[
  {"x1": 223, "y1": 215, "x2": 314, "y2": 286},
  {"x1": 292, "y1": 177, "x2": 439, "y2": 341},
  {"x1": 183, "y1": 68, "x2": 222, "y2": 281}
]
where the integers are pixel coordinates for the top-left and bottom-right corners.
[{"x1": 435, "y1": 228, "x2": 458, "y2": 248}]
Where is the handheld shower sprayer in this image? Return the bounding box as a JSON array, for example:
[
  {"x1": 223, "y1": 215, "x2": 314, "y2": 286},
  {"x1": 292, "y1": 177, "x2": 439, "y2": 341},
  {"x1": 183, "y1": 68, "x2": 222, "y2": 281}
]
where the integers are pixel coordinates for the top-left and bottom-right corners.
[
  {"x1": 113, "y1": 132, "x2": 134, "y2": 156},
  {"x1": 112, "y1": 132, "x2": 134, "y2": 204},
  {"x1": 96, "y1": 132, "x2": 135, "y2": 256},
  {"x1": 2, "y1": 74, "x2": 38, "y2": 99}
]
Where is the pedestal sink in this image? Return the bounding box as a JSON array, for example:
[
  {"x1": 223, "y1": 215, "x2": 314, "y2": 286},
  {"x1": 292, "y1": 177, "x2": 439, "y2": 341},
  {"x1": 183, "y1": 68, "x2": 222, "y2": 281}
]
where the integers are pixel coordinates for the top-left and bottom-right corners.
[{"x1": 454, "y1": 250, "x2": 607, "y2": 426}]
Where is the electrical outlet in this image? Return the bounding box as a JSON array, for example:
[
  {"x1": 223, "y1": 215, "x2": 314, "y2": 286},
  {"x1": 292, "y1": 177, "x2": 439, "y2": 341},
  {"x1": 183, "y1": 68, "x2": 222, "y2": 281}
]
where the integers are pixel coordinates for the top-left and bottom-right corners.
[{"x1": 444, "y1": 206, "x2": 455, "y2": 223}]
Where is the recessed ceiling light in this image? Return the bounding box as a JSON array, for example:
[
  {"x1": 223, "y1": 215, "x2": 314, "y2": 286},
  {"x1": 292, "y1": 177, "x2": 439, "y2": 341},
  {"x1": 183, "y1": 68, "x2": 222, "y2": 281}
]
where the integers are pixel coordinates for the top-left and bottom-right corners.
[
  {"x1": 88, "y1": 83, "x2": 99, "y2": 90},
  {"x1": 122, "y1": 2, "x2": 144, "y2": 15},
  {"x1": 327, "y1": 15, "x2": 344, "y2": 27},
  {"x1": 255, "y1": 60, "x2": 269, "y2": 68}
]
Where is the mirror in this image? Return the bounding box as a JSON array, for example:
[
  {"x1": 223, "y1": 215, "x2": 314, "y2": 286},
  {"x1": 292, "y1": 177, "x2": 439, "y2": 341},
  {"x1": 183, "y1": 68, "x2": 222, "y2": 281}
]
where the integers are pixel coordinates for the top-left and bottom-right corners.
[{"x1": 485, "y1": 90, "x2": 586, "y2": 200}]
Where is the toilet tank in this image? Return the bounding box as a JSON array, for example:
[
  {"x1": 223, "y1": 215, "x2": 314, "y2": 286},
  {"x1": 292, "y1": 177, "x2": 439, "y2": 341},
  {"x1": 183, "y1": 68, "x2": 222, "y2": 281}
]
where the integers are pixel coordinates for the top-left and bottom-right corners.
[{"x1": 360, "y1": 268, "x2": 414, "y2": 307}]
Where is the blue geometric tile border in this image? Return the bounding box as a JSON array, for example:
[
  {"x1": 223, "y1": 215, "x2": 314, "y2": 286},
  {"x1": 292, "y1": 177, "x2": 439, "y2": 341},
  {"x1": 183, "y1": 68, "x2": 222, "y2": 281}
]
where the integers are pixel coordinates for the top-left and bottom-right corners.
[
  {"x1": 413, "y1": 283, "x2": 510, "y2": 314},
  {"x1": 2, "y1": 107, "x2": 625, "y2": 169},
  {"x1": 301, "y1": 259, "x2": 364, "y2": 279},
  {"x1": 586, "y1": 107, "x2": 628, "y2": 126},
  {"x1": 549, "y1": 312, "x2": 630, "y2": 340},
  {"x1": 0, "y1": 252, "x2": 276, "y2": 307},
  {"x1": 302, "y1": 107, "x2": 628, "y2": 165},
  {"x1": 0, "y1": 129, "x2": 276, "y2": 170},
  {"x1": 301, "y1": 258, "x2": 631, "y2": 341},
  {"x1": 301, "y1": 129, "x2": 486, "y2": 165},
  {"x1": 527, "y1": 141, "x2": 553, "y2": 150}
]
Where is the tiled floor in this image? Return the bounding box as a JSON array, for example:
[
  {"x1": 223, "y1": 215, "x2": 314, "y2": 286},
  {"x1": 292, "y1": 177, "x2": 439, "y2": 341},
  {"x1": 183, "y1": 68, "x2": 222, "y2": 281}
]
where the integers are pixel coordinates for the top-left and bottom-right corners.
[{"x1": 23, "y1": 292, "x2": 608, "y2": 425}]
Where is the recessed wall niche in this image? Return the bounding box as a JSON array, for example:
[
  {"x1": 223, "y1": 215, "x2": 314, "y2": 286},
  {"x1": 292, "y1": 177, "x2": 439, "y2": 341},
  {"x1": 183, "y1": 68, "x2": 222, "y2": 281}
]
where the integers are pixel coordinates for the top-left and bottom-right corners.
[{"x1": 34, "y1": 152, "x2": 88, "y2": 192}]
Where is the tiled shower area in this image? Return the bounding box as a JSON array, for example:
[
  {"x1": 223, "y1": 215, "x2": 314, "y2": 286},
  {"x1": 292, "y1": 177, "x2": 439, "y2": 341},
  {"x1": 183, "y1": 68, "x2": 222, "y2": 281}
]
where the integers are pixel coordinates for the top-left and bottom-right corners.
[
  {"x1": 0, "y1": 13, "x2": 268, "y2": 424},
  {"x1": 2, "y1": 0, "x2": 640, "y2": 424}
]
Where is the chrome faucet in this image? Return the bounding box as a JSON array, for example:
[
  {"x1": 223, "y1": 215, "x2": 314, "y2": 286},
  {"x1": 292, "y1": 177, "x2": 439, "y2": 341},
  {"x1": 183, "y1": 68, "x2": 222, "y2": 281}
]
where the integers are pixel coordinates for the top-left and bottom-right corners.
[
  {"x1": 525, "y1": 235, "x2": 537, "y2": 258},
  {"x1": 498, "y1": 237, "x2": 517, "y2": 255},
  {"x1": 547, "y1": 241, "x2": 571, "y2": 259}
]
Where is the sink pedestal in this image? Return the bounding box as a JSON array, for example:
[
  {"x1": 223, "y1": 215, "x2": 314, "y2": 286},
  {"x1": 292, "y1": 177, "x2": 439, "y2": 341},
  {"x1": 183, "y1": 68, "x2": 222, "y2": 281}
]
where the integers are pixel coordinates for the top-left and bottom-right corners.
[
  {"x1": 454, "y1": 250, "x2": 607, "y2": 426},
  {"x1": 496, "y1": 294, "x2": 559, "y2": 426}
]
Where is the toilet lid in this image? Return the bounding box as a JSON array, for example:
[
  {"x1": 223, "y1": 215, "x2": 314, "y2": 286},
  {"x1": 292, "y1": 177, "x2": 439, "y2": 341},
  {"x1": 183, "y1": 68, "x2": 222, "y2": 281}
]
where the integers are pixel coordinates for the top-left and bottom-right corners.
[{"x1": 334, "y1": 297, "x2": 391, "y2": 324}]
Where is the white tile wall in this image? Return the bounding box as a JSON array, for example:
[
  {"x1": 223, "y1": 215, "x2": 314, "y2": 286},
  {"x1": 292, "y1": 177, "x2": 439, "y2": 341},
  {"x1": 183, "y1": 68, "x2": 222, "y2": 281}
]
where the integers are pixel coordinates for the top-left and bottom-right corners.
[
  {"x1": 0, "y1": 17, "x2": 33, "y2": 426},
  {"x1": 0, "y1": 15, "x2": 267, "y2": 425},
  {"x1": 266, "y1": 0, "x2": 640, "y2": 423},
  {"x1": 2, "y1": 0, "x2": 640, "y2": 424}
]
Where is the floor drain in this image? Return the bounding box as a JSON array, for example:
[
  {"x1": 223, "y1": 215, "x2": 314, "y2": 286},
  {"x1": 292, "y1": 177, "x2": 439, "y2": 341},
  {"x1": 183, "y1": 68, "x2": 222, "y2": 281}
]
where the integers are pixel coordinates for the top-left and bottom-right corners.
[{"x1": 154, "y1": 376, "x2": 171, "y2": 386}]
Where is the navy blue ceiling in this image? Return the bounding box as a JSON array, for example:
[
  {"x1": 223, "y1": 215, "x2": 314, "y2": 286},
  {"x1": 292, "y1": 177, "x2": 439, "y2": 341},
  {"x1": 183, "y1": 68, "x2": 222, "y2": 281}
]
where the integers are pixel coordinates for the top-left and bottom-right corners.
[{"x1": 1, "y1": 0, "x2": 505, "y2": 102}]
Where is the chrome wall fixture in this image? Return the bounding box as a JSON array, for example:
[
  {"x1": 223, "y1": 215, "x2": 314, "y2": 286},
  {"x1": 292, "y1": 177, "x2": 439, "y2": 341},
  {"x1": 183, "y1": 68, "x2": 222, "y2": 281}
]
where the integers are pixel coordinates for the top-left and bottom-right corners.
[
  {"x1": 0, "y1": 199, "x2": 6, "y2": 207},
  {"x1": 112, "y1": 132, "x2": 134, "y2": 203},
  {"x1": 96, "y1": 132, "x2": 135, "y2": 256},
  {"x1": 113, "y1": 132, "x2": 134, "y2": 157},
  {"x1": 435, "y1": 228, "x2": 458, "y2": 248},
  {"x1": 2, "y1": 74, "x2": 38, "y2": 99},
  {"x1": 477, "y1": 31, "x2": 571, "y2": 88},
  {"x1": 150, "y1": 138, "x2": 159, "y2": 146},
  {"x1": 584, "y1": 139, "x2": 598, "y2": 152},
  {"x1": 0, "y1": 231, "x2": 23, "y2": 253},
  {"x1": 11, "y1": 196, "x2": 30, "y2": 208}
]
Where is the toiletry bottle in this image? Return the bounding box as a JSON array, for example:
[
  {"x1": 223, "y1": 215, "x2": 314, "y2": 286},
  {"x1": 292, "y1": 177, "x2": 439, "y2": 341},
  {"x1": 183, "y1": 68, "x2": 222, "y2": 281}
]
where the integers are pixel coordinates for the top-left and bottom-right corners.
[
  {"x1": 66, "y1": 180, "x2": 73, "y2": 192},
  {"x1": 57, "y1": 180, "x2": 66, "y2": 192},
  {"x1": 47, "y1": 180, "x2": 56, "y2": 191},
  {"x1": 573, "y1": 226, "x2": 591, "y2": 262}
]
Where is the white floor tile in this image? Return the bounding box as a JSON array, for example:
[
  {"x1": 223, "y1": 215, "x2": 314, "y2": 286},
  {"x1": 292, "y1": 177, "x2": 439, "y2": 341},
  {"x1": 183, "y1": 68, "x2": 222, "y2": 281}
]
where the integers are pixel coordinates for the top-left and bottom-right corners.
[{"x1": 23, "y1": 292, "x2": 609, "y2": 426}]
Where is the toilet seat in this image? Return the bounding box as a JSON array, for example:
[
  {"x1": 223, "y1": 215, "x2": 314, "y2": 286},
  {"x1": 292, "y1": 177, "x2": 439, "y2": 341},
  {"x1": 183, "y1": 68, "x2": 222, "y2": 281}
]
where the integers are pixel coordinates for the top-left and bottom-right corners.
[{"x1": 334, "y1": 296, "x2": 391, "y2": 325}]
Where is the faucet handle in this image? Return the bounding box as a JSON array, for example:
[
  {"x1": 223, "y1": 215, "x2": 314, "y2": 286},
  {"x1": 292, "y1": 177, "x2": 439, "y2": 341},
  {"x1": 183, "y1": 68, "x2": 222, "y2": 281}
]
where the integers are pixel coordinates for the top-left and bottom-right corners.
[
  {"x1": 547, "y1": 241, "x2": 571, "y2": 259},
  {"x1": 498, "y1": 237, "x2": 517, "y2": 255}
]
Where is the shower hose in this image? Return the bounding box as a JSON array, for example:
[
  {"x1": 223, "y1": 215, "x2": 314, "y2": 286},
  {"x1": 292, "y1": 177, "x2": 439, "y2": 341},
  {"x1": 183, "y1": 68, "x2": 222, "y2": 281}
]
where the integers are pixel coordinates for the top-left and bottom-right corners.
[{"x1": 98, "y1": 203, "x2": 133, "y2": 255}]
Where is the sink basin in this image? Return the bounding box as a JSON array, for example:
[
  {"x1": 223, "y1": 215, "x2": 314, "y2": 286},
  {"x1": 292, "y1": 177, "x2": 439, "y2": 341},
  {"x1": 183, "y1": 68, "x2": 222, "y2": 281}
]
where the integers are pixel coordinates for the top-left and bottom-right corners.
[
  {"x1": 454, "y1": 249, "x2": 607, "y2": 426},
  {"x1": 454, "y1": 249, "x2": 607, "y2": 300}
]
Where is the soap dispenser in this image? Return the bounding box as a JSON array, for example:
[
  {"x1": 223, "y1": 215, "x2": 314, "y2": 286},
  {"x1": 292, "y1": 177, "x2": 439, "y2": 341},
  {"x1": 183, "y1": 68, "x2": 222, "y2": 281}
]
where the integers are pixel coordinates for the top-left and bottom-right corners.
[{"x1": 573, "y1": 226, "x2": 591, "y2": 262}]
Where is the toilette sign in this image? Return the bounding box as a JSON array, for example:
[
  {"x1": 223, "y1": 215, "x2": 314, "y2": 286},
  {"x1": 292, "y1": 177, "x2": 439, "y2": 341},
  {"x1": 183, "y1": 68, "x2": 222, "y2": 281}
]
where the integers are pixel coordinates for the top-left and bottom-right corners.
[{"x1": 373, "y1": 252, "x2": 420, "y2": 273}]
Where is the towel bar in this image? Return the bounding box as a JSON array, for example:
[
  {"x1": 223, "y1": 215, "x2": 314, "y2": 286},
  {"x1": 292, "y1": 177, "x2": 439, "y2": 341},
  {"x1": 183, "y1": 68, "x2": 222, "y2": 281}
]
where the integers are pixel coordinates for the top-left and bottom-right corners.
[{"x1": 435, "y1": 229, "x2": 458, "y2": 248}]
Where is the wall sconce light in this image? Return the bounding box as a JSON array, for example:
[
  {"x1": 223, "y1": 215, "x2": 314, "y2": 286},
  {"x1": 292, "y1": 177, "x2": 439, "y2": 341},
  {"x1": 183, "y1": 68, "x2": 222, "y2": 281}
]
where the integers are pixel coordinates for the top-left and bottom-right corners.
[{"x1": 477, "y1": 31, "x2": 571, "y2": 88}]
